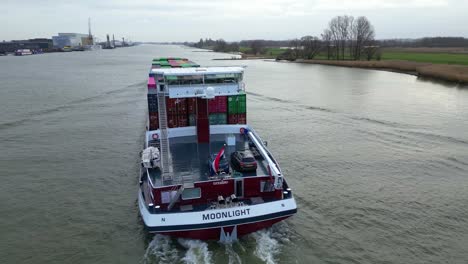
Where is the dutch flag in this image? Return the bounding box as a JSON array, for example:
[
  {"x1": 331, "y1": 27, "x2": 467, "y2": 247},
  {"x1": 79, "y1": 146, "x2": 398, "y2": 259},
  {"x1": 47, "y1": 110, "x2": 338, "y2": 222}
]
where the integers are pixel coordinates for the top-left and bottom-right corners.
[{"x1": 212, "y1": 145, "x2": 226, "y2": 174}]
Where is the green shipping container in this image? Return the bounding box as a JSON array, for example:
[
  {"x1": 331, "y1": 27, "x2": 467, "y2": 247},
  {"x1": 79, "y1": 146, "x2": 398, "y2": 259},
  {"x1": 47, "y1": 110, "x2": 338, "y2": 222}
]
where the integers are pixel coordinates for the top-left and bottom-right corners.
[
  {"x1": 209, "y1": 113, "x2": 227, "y2": 125},
  {"x1": 227, "y1": 94, "x2": 247, "y2": 114}
]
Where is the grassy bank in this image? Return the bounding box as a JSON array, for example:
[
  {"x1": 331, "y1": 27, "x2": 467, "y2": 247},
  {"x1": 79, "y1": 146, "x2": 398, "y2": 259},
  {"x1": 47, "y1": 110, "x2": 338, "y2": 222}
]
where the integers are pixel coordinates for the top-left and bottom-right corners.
[
  {"x1": 293, "y1": 59, "x2": 468, "y2": 84},
  {"x1": 382, "y1": 51, "x2": 468, "y2": 65}
]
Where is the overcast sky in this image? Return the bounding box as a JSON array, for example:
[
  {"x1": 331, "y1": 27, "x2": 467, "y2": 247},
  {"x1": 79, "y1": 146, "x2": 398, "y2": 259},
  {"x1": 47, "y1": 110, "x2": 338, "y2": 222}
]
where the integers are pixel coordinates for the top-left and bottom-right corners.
[{"x1": 2, "y1": 0, "x2": 468, "y2": 42}]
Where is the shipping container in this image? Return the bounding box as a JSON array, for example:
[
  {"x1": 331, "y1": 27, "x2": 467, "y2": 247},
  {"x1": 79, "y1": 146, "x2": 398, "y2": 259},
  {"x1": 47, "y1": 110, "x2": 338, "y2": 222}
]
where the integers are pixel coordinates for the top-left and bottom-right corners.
[
  {"x1": 147, "y1": 77, "x2": 156, "y2": 89},
  {"x1": 166, "y1": 98, "x2": 187, "y2": 115},
  {"x1": 227, "y1": 94, "x2": 247, "y2": 114},
  {"x1": 188, "y1": 114, "x2": 196, "y2": 126},
  {"x1": 178, "y1": 115, "x2": 188, "y2": 127},
  {"x1": 187, "y1": 98, "x2": 196, "y2": 114},
  {"x1": 167, "y1": 114, "x2": 177, "y2": 128},
  {"x1": 209, "y1": 113, "x2": 227, "y2": 125},
  {"x1": 208, "y1": 96, "x2": 227, "y2": 113},
  {"x1": 147, "y1": 94, "x2": 159, "y2": 112},
  {"x1": 167, "y1": 114, "x2": 188, "y2": 128},
  {"x1": 149, "y1": 112, "x2": 159, "y2": 130},
  {"x1": 228, "y1": 113, "x2": 246, "y2": 124}
]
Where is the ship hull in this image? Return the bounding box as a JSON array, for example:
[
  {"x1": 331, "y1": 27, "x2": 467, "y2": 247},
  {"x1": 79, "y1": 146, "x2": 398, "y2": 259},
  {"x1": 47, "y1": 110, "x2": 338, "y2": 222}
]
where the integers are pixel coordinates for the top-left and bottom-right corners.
[
  {"x1": 156, "y1": 216, "x2": 291, "y2": 240},
  {"x1": 138, "y1": 191, "x2": 297, "y2": 241}
]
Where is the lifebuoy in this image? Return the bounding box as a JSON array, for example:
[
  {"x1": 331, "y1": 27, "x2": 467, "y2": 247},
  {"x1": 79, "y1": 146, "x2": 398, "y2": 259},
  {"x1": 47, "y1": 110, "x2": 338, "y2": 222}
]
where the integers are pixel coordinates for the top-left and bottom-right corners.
[
  {"x1": 152, "y1": 133, "x2": 159, "y2": 140},
  {"x1": 240, "y1": 127, "x2": 245, "y2": 134}
]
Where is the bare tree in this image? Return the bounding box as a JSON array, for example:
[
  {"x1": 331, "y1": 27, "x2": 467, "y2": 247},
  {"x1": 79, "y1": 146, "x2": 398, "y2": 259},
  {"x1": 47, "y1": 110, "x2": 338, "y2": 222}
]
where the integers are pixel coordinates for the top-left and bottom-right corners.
[
  {"x1": 321, "y1": 29, "x2": 334, "y2": 59},
  {"x1": 289, "y1": 38, "x2": 301, "y2": 60},
  {"x1": 351, "y1": 16, "x2": 375, "y2": 60},
  {"x1": 301, "y1": 36, "x2": 321, "y2": 59},
  {"x1": 250, "y1": 40, "x2": 265, "y2": 55},
  {"x1": 327, "y1": 15, "x2": 353, "y2": 60}
]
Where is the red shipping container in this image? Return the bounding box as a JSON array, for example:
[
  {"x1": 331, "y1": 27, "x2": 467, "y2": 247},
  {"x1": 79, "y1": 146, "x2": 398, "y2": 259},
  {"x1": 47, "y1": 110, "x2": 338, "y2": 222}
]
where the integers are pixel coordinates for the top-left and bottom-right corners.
[
  {"x1": 166, "y1": 98, "x2": 176, "y2": 113},
  {"x1": 167, "y1": 114, "x2": 177, "y2": 128},
  {"x1": 208, "y1": 98, "x2": 217, "y2": 113},
  {"x1": 208, "y1": 96, "x2": 227, "y2": 113},
  {"x1": 166, "y1": 98, "x2": 187, "y2": 115},
  {"x1": 228, "y1": 114, "x2": 238, "y2": 124},
  {"x1": 149, "y1": 112, "x2": 159, "y2": 130},
  {"x1": 178, "y1": 115, "x2": 188, "y2": 127},
  {"x1": 228, "y1": 113, "x2": 246, "y2": 124},
  {"x1": 176, "y1": 98, "x2": 187, "y2": 115},
  {"x1": 187, "y1": 98, "x2": 196, "y2": 114},
  {"x1": 217, "y1": 96, "x2": 227, "y2": 113},
  {"x1": 238, "y1": 113, "x2": 247, "y2": 124}
]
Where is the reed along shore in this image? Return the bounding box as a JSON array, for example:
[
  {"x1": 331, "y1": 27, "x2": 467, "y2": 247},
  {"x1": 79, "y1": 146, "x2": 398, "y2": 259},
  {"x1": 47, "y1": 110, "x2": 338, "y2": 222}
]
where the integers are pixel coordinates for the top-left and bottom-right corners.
[{"x1": 293, "y1": 59, "x2": 468, "y2": 84}]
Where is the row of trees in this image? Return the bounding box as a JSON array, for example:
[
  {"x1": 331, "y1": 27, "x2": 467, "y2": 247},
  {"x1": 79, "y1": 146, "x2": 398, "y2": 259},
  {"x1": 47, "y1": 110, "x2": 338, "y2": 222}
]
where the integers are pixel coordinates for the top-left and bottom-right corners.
[
  {"x1": 280, "y1": 15, "x2": 377, "y2": 61},
  {"x1": 191, "y1": 15, "x2": 378, "y2": 60},
  {"x1": 192, "y1": 38, "x2": 270, "y2": 54}
]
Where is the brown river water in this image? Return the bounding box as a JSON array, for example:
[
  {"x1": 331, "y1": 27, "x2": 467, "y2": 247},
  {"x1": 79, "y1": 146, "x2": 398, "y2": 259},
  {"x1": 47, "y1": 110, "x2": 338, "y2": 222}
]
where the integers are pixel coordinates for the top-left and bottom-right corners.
[{"x1": 1, "y1": 44, "x2": 468, "y2": 264}]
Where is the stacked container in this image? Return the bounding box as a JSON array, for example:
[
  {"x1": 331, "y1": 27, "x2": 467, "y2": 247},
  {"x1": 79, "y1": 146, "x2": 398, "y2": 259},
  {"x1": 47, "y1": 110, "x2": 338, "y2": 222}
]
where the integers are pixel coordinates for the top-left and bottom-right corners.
[
  {"x1": 151, "y1": 58, "x2": 200, "y2": 70},
  {"x1": 187, "y1": 98, "x2": 197, "y2": 126},
  {"x1": 147, "y1": 77, "x2": 159, "y2": 130},
  {"x1": 208, "y1": 96, "x2": 227, "y2": 125},
  {"x1": 166, "y1": 98, "x2": 188, "y2": 128},
  {"x1": 147, "y1": 58, "x2": 246, "y2": 131},
  {"x1": 227, "y1": 93, "x2": 247, "y2": 124}
]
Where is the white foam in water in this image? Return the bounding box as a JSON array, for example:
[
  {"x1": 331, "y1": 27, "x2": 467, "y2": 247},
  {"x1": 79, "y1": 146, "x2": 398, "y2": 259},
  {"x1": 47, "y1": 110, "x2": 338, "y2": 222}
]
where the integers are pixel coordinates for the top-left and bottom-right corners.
[
  {"x1": 178, "y1": 238, "x2": 213, "y2": 264},
  {"x1": 143, "y1": 234, "x2": 180, "y2": 264},
  {"x1": 224, "y1": 244, "x2": 242, "y2": 264},
  {"x1": 252, "y1": 229, "x2": 280, "y2": 264}
]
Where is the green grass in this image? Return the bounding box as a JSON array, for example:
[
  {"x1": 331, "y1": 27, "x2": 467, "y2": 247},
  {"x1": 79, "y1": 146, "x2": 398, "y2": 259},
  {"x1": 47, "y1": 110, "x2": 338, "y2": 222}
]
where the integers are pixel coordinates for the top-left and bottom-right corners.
[
  {"x1": 239, "y1": 47, "x2": 285, "y2": 57},
  {"x1": 382, "y1": 51, "x2": 468, "y2": 65},
  {"x1": 264, "y1": 48, "x2": 285, "y2": 57}
]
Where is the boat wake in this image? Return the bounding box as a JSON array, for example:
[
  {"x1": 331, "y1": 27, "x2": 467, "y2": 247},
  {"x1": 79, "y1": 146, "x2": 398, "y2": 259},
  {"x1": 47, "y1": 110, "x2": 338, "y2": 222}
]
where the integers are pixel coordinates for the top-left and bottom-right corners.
[
  {"x1": 178, "y1": 238, "x2": 213, "y2": 264},
  {"x1": 143, "y1": 234, "x2": 180, "y2": 264},
  {"x1": 143, "y1": 235, "x2": 212, "y2": 264},
  {"x1": 252, "y1": 229, "x2": 280, "y2": 264},
  {"x1": 143, "y1": 224, "x2": 290, "y2": 264}
]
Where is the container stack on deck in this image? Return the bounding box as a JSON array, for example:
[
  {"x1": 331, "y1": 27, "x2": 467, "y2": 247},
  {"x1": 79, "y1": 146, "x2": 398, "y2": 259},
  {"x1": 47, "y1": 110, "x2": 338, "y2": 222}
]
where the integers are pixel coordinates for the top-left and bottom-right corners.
[
  {"x1": 167, "y1": 98, "x2": 188, "y2": 128},
  {"x1": 151, "y1": 57, "x2": 200, "y2": 69},
  {"x1": 147, "y1": 58, "x2": 246, "y2": 131},
  {"x1": 227, "y1": 93, "x2": 247, "y2": 124},
  {"x1": 147, "y1": 77, "x2": 159, "y2": 130},
  {"x1": 208, "y1": 96, "x2": 227, "y2": 125}
]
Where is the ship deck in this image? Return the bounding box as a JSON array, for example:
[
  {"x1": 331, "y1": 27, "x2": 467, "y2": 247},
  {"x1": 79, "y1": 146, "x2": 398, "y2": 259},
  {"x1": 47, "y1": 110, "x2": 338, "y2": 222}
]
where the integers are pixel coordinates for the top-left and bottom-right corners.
[{"x1": 147, "y1": 133, "x2": 270, "y2": 187}]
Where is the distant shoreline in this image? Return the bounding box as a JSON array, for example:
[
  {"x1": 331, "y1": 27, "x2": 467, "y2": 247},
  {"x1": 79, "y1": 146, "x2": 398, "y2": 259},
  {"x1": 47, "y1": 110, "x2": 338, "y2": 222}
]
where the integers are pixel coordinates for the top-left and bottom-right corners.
[{"x1": 285, "y1": 59, "x2": 468, "y2": 85}]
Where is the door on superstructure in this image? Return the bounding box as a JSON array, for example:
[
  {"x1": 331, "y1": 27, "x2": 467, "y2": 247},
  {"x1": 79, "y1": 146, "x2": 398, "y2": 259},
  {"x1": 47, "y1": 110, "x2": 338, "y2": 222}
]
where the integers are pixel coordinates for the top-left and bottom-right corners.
[{"x1": 235, "y1": 178, "x2": 244, "y2": 198}]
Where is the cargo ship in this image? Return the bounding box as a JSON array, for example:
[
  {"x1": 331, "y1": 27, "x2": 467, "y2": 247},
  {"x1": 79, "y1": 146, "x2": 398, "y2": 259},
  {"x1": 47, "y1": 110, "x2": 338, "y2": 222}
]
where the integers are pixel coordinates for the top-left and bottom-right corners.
[{"x1": 138, "y1": 58, "x2": 297, "y2": 242}]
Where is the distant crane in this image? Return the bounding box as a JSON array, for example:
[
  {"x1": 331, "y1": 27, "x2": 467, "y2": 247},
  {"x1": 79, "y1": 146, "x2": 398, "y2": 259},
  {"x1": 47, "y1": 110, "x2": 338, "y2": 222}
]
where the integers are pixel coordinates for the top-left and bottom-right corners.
[{"x1": 87, "y1": 17, "x2": 94, "y2": 45}]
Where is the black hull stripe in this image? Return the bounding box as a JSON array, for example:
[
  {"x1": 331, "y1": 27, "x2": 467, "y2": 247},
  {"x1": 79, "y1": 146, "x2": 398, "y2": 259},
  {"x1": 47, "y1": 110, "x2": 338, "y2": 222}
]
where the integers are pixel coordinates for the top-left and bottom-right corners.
[{"x1": 144, "y1": 208, "x2": 297, "y2": 232}]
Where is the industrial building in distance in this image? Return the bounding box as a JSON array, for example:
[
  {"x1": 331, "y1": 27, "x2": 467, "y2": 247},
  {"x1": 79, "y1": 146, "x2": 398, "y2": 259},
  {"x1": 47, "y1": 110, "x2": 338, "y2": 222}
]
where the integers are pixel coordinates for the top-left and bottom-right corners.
[
  {"x1": 0, "y1": 38, "x2": 53, "y2": 53},
  {"x1": 52, "y1": 33, "x2": 91, "y2": 49}
]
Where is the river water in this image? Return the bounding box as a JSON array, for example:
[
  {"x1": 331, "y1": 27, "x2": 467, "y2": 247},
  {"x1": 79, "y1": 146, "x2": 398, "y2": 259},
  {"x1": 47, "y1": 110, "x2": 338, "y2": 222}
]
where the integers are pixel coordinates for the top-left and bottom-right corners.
[{"x1": 1, "y1": 45, "x2": 468, "y2": 264}]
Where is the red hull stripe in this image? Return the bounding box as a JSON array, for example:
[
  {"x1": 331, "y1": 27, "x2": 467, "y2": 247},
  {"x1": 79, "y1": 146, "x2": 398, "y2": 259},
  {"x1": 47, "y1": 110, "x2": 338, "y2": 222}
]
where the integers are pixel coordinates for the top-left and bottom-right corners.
[{"x1": 144, "y1": 208, "x2": 297, "y2": 232}]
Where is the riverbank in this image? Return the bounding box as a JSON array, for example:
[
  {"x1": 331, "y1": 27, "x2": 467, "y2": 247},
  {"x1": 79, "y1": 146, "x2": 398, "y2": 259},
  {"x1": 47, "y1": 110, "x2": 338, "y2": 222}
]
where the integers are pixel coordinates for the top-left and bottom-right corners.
[{"x1": 291, "y1": 59, "x2": 468, "y2": 84}]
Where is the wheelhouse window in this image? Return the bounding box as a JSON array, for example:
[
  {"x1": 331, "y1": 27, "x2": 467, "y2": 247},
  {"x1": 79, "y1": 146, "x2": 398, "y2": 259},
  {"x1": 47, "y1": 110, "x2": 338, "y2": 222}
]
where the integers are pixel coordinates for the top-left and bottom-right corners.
[
  {"x1": 260, "y1": 181, "x2": 274, "y2": 192},
  {"x1": 165, "y1": 75, "x2": 203, "y2": 85},
  {"x1": 161, "y1": 190, "x2": 178, "y2": 203},
  {"x1": 181, "y1": 188, "x2": 201, "y2": 200},
  {"x1": 204, "y1": 73, "x2": 242, "y2": 84}
]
